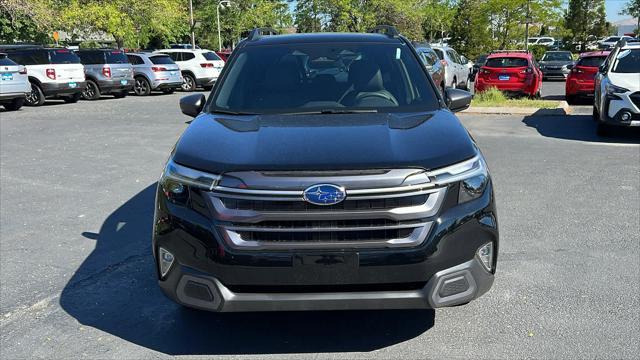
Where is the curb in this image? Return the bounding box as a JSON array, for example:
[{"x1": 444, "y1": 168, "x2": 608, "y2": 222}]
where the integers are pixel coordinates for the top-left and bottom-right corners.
[{"x1": 462, "y1": 101, "x2": 570, "y2": 116}]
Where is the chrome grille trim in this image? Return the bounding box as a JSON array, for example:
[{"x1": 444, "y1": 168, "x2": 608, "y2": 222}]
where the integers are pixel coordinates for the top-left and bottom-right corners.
[
  {"x1": 209, "y1": 187, "x2": 446, "y2": 223},
  {"x1": 219, "y1": 222, "x2": 433, "y2": 250},
  {"x1": 224, "y1": 222, "x2": 430, "y2": 233}
]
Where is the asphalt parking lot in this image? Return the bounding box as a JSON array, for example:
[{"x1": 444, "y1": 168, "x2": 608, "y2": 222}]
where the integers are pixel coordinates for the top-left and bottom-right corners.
[{"x1": 1, "y1": 92, "x2": 639, "y2": 359}]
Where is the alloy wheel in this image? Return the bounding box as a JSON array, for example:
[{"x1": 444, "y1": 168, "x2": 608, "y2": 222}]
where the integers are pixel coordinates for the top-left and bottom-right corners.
[
  {"x1": 182, "y1": 76, "x2": 195, "y2": 91},
  {"x1": 25, "y1": 85, "x2": 40, "y2": 105},
  {"x1": 83, "y1": 82, "x2": 96, "y2": 99},
  {"x1": 134, "y1": 78, "x2": 149, "y2": 96}
]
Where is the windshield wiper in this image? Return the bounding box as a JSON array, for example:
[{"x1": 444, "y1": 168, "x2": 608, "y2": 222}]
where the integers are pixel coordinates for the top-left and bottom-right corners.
[{"x1": 282, "y1": 109, "x2": 379, "y2": 115}]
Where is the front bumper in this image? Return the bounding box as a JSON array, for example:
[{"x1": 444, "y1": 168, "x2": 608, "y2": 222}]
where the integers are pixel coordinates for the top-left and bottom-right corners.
[
  {"x1": 41, "y1": 81, "x2": 87, "y2": 96},
  {"x1": 541, "y1": 69, "x2": 569, "y2": 78},
  {"x1": 161, "y1": 256, "x2": 494, "y2": 312},
  {"x1": 153, "y1": 177, "x2": 499, "y2": 312},
  {"x1": 601, "y1": 91, "x2": 640, "y2": 126}
]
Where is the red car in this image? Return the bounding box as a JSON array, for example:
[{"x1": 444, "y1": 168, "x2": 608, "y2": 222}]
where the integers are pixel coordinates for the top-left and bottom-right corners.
[
  {"x1": 215, "y1": 50, "x2": 232, "y2": 62},
  {"x1": 475, "y1": 50, "x2": 543, "y2": 97},
  {"x1": 565, "y1": 50, "x2": 610, "y2": 105}
]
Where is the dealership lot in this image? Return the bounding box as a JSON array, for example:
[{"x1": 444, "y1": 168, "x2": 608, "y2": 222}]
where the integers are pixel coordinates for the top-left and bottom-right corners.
[{"x1": 1, "y1": 92, "x2": 639, "y2": 358}]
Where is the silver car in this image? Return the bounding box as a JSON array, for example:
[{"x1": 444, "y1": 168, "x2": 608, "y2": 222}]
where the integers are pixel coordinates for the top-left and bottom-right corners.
[
  {"x1": 126, "y1": 53, "x2": 183, "y2": 96},
  {"x1": 76, "y1": 49, "x2": 134, "y2": 100},
  {"x1": 0, "y1": 53, "x2": 30, "y2": 111}
]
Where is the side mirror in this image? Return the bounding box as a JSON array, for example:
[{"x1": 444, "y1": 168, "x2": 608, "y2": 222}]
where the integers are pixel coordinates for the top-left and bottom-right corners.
[
  {"x1": 598, "y1": 64, "x2": 606, "y2": 73},
  {"x1": 445, "y1": 88, "x2": 472, "y2": 112},
  {"x1": 180, "y1": 94, "x2": 206, "y2": 117}
]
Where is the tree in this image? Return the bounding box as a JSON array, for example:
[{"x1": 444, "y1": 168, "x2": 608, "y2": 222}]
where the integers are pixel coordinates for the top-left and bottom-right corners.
[
  {"x1": 620, "y1": 0, "x2": 640, "y2": 36},
  {"x1": 565, "y1": 0, "x2": 608, "y2": 48},
  {"x1": 0, "y1": 0, "x2": 59, "y2": 43},
  {"x1": 448, "y1": 0, "x2": 492, "y2": 58},
  {"x1": 60, "y1": 0, "x2": 189, "y2": 49},
  {"x1": 421, "y1": 0, "x2": 456, "y2": 41}
]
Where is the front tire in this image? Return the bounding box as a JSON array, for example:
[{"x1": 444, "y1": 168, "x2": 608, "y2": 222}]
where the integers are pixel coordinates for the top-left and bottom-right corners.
[
  {"x1": 3, "y1": 97, "x2": 25, "y2": 111},
  {"x1": 25, "y1": 83, "x2": 45, "y2": 106},
  {"x1": 82, "y1": 80, "x2": 101, "y2": 100},
  {"x1": 451, "y1": 78, "x2": 457, "y2": 90},
  {"x1": 181, "y1": 74, "x2": 196, "y2": 92},
  {"x1": 133, "y1": 77, "x2": 151, "y2": 96}
]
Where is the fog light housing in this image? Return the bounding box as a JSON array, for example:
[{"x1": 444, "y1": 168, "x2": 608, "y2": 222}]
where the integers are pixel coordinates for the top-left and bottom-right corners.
[
  {"x1": 620, "y1": 111, "x2": 632, "y2": 122},
  {"x1": 159, "y1": 247, "x2": 175, "y2": 278},
  {"x1": 477, "y1": 242, "x2": 494, "y2": 272}
]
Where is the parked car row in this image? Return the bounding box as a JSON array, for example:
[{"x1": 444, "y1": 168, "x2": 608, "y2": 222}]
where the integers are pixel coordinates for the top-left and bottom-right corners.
[
  {"x1": 412, "y1": 42, "x2": 472, "y2": 93},
  {"x1": 0, "y1": 45, "x2": 226, "y2": 111}
]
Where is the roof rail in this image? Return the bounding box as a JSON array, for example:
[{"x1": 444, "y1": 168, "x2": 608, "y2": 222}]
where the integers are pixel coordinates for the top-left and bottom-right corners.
[
  {"x1": 247, "y1": 27, "x2": 279, "y2": 41},
  {"x1": 490, "y1": 49, "x2": 530, "y2": 54},
  {"x1": 369, "y1": 25, "x2": 400, "y2": 38}
]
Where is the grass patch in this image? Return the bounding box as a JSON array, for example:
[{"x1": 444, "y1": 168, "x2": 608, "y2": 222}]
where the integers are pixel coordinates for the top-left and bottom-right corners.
[{"x1": 472, "y1": 87, "x2": 559, "y2": 108}]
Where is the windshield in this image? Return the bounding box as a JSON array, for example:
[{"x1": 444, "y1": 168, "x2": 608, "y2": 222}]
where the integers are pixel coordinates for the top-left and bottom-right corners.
[
  {"x1": 105, "y1": 51, "x2": 128, "y2": 64},
  {"x1": 49, "y1": 49, "x2": 81, "y2": 64},
  {"x1": 150, "y1": 55, "x2": 175, "y2": 65},
  {"x1": 202, "y1": 52, "x2": 221, "y2": 61},
  {"x1": 211, "y1": 42, "x2": 439, "y2": 114},
  {"x1": 604, "y1": 37, "x2": 620, "y2": 42},
  {"x1": 485, "y1": 57, "x2": 528, "y2": 68},
  {"x1": 577, "y1": 56, "x2": 607, "y2": 67},
  {"x1": 612, "y1": 49, "x2": 640, "y2": 73},
  {"x1": 541, "y1": 52, "x2": 572, "y2": 61}
]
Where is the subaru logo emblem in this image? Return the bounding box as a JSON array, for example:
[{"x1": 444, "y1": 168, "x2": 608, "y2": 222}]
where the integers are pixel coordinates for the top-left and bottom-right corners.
[{"x1": 303, "y1": 184, "x2": 346, "y2": 206}]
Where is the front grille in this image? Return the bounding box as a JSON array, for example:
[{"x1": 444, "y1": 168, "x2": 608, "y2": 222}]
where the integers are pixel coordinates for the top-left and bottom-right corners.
[
  {"x1": 221, "y1": 194, "x2": 427, "y2": 211},
  {"x1": 208, "y1": 171, "x2": 447, "y2": 250},
  {"x1": 630, "y1": 92, "x2": 640, "y2": 108}
]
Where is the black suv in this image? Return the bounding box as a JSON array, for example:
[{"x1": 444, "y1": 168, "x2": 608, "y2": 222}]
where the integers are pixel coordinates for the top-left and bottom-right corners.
[{"x1": 154, "y1": 27, "x2": 498, "y2": 312}]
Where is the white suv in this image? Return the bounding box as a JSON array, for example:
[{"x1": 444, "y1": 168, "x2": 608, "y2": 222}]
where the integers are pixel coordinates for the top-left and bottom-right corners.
[
  {"x1": 432, "y1": 45, "x2": 471, "y2": 90},
  {"x1": 593, "y1": 40, "x2": 640, "y2": 136},
  {"x1": 0, "y1": 53, "x2": 30, "y2": 111},
  {"x1": 154, "y1": 49, "x2": 224, "y2": 91},
  {"x1": 0, "y1": 46, "x2": 86, "y2": 106}
]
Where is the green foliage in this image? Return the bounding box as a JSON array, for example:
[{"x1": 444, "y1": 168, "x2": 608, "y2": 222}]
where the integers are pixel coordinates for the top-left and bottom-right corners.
[
  {"x1": 195, "y1": 0, "x2": 292, "y2": 50},
  {"x1": 79, "y1": 40, "x2": 102, "y2": 49},
  {"x1": 474, "y1": 87, "x2": 507, "y2": 103},
  {"x1": 565, "y1": 0, "x2": 609, "y2": 48},
  {"x1": 528, "y1": 45, "x2": 547, "y2": 60},
  {"x1": 449, "y1": 0, "x2": 492, "y2": 59},
  {"x1": 472, "y1": 87, "x2": 559, "y2": 108},
  {"x1": 620, "y1": 0, "x2": 640, "y2": 36},
  {"x1": 0, "y1": 0, "x2": 58, "y2": 43}
]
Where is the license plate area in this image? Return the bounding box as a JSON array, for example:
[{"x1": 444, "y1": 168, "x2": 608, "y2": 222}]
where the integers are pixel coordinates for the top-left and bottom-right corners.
[
  {"x1": 68, "y1": 82, "x2": 77, "y2": 88},
  {"x1": 1, "y1": 73, "x2": 13, "y2": 81},
  {"x1": 120, "y1": 79, "x2": 128, "y2": 85},
  {"x1": 294, "y1": 253, "x2": 359, "y2": 272},
  {"x1": 498, "y1": 75, "x2": 510, "y2": 81}
]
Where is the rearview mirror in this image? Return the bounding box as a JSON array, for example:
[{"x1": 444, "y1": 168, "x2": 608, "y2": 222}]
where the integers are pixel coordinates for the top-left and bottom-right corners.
[
  {"x1": 180, "y1": 94, "x2": 206, "y2": 117},
  {"x1": 445, "y1": 88, "x2": 472, "y2": 112}
]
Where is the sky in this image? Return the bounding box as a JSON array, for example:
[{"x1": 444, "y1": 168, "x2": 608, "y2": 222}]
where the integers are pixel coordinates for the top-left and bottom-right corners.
[{"x1": 287, "y1": 1, "x2": 635, "y2": 23}]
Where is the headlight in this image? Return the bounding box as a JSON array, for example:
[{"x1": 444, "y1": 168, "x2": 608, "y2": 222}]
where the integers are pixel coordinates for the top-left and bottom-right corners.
[
  {"x1": 605, "y1": 83, "x2": 630, "y2": 96},
  {"x1": 428, "y1": 154, "x2": 489, "y2": 204},
  {"x1": 160, "y1": 158, "x2": 220, "y2": 199}
]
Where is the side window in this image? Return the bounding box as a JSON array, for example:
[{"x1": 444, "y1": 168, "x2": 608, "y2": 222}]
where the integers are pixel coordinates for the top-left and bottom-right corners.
[
  {"x1": 181, "y1": 52, "x2": 195, "y2": 61},
  {"x1": 447, "y1": 50, "x2": 460, "y2": 64},
  {"x1": 127, "y1": 55, "x2": 142, "y2": 65},
  {"x1": 422, "y1": 51, "x2": 436, "y2": 66}
]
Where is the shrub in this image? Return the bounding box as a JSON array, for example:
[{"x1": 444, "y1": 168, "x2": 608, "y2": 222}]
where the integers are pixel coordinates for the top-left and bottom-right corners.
[
  {"x1": 474, "y1": 87, "x2": 507, "y2": 102},
  {"x1": 529, "y1": 45, "x2": 547, "y2": 61}
]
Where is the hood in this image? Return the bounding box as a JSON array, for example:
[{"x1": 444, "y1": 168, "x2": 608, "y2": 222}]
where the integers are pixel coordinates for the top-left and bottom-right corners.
[
  {"x1": 608, "y1": 73, "x2": 640, "y2": 92},
  {"x1": 172, "y1": 111, "x2": 477, "y2": 173}
]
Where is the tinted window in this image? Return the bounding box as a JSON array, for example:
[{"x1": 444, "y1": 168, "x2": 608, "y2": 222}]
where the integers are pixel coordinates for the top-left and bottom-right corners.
[
  {"x1": 433, "y1": 49, "x2": 444, "y2": 60},
  {"x1": 150, "y1": 55, "x2": 175, "y2": 65},
  {"x1": 577, "y1": 56, "x2": 607, "y2": 67},
  {"x1": 127, "y1": 55, "x2": 144, "y2": 65},
  {"x1": 78, "y1": 51, "x2": 104, "y2": 64},
  {"x1": 541, "y1": 52, "x2": 572, "y2": 61},
  {"x1": 181, "y1": 52, "x2": 195, "y2": 61},
  {"x1": 476, "y1": 54, "x2": 487, "y2": 65},
  {"x1": 212, "y1": 43, "x2": 439, "y2": 114},
  {"x1": 485, "y1": 57, "x2": 529, "y2": 68},
  {"x1": 105, "y1": 50, "x2": 128, "y2": 64},
  {"x1": 604, "y1": 37, "x2": 620, "y2": 42},
  {"x1": 7, "y1": 50, "x2": 48, "y2": 65},
  {"x1": 612, "y1": 49, "x2": 640, "y2": 73},
  {"x1": 49, "y1": 49, "x2": 81, "y2": 64},
  {"x1": 447, "y1": 50, "x2": 460, "y2": 63},
  {"x1": 202, "y1": 52, "x2": 221, "y2": 61},
  {"x1": 0, "y1": 56, "x2": 18, "y2": 66}
]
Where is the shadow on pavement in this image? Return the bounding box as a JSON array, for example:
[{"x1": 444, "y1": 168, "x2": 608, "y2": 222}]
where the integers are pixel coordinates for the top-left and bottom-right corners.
[
  {"x1": 523, "y1": 111, "x2": 640, "y2": 143},
  {"x1": 60, "y1": 184, "x2": 435, "y2": 355}
]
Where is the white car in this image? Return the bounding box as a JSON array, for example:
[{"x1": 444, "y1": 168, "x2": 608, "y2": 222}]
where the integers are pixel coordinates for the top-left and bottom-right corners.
[
  {"x1": 593, "y1": 39, "x2": 640, "y2": 135},
  {"x1": 154, "y1": 49, "x2": 224, "y2": 91},
  {"x1": 432, "y1": 45, "x2": 471, "y2": 90},
  {"x1": 527, "y1": 37, "x2": 555, "y2": 47},
  {"x1": 0, "y1": 46, "x2": 86, "y2": 106},
  {"x1": 0, "y1": 53, "x2": 30, "y2": 111},
  {"x1": 598, "y1": 36, "x2": 634, "y2": 50}
]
